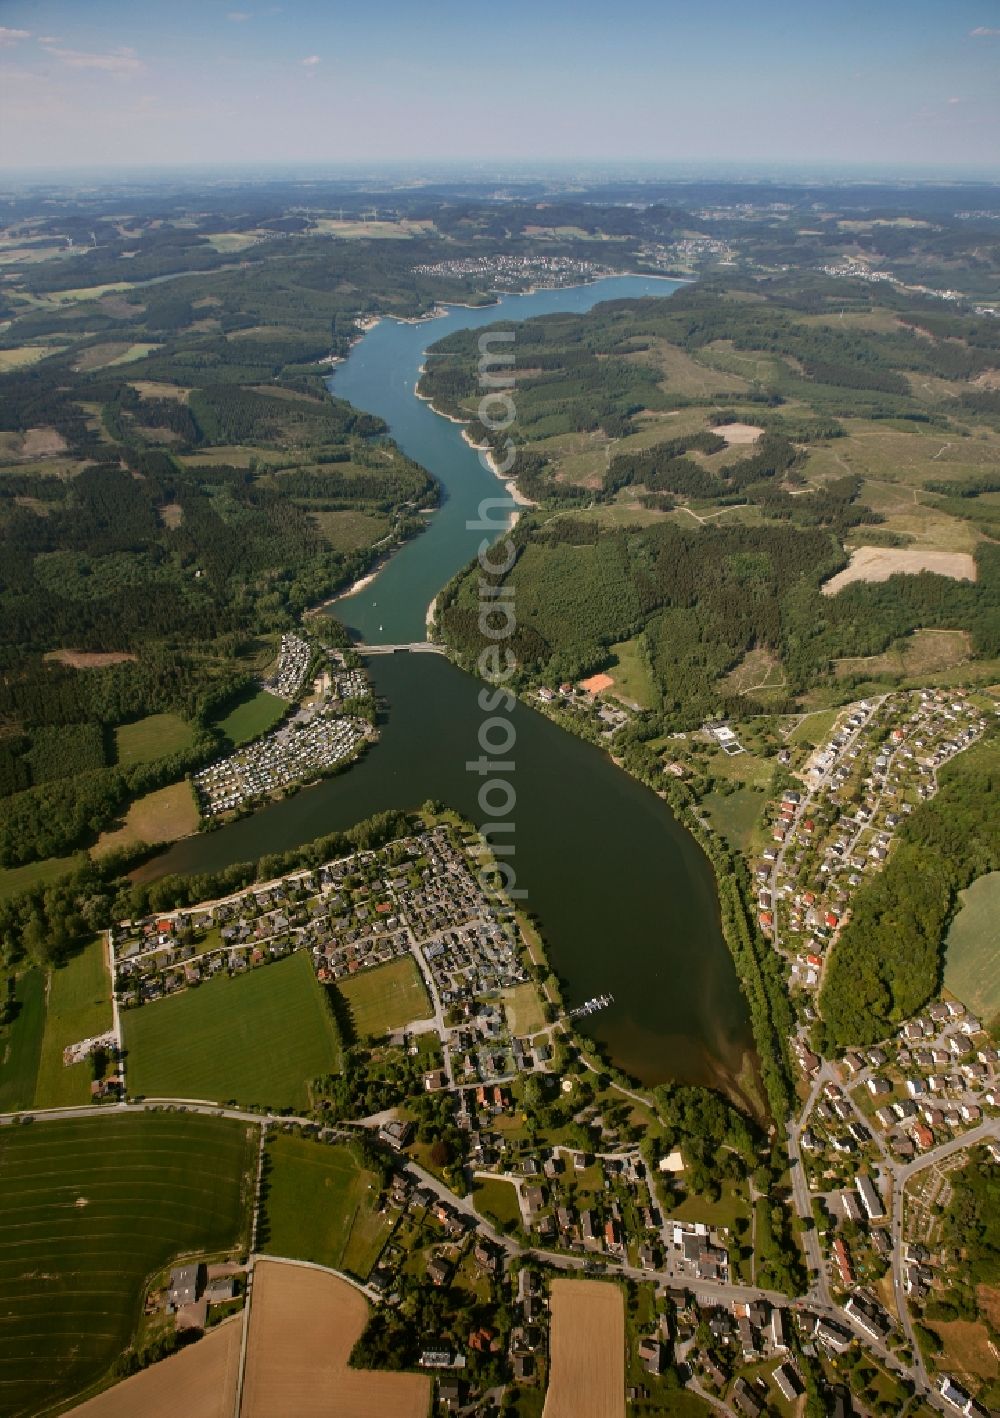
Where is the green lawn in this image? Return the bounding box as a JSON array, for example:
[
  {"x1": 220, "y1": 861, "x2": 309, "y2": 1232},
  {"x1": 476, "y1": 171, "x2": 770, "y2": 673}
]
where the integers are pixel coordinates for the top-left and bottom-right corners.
[
  {"x1": 114, "y1": 712, "x2": 195, "y2": 766},
  {"x1": 0, "y1": 970, "x2": 45, "y2": 1112},
  {"x1": 0, "y1": 1112, "x2": 254, "y2": 1417},
  {"x1": 215, "y1": 686, "x2": 287, "y2": 746},
  {"x1": 472, "y1": 1176, "x2": 522, "y2": 1230},
  {"x1": 335, "y1": 956, "x2": 433, "y2": 1039},
  {"x1": 261, "y1": 1133, "x2": 391, "y2": 1279},
  {"x1": 34, "y1": 938, "x2": 113, "y2": 1109},
  {"x1": 944, "y1": 871, "x2": 1000, "y2": 1024},
  {"x1": 123, "y1": 950, "x2": 341, "y2": 1109}
]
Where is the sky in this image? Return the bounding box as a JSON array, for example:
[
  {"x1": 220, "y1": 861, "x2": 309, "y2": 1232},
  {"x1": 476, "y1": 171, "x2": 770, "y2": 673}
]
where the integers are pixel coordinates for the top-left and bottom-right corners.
[{"x1": 0, "y1": 0, "x2": 998, "y2": 174}]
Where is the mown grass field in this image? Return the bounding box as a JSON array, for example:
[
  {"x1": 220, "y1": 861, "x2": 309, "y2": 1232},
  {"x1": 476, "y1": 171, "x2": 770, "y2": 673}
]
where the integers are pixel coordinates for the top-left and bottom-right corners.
[
  {"x1": 33, "y1": 938, "x2": 113, "y2": 1110},
  {"x1": 0, "y1": 1112, "x2": 254, "y2": 1418},
  {"x1": 0, "y1": 970, "x2": 45, "y2": 1112},
  {"x1": 216, "y1": 687, "x2": 287, "y2": 746},
  {"x1": 124, "y1": 950, "x2": 341, "y2": 1109},
  {"x1": 945, "y1": 871, "x2": 1000, "y2": 1024},
  {"x1": 114, "y1": 712, "x2": 195, "y2": 766},
  {"x1": 335, "y1": 957, "x2": 432, "y2": 1039},
  {"x1": 261, "y1": 1134, "x2": 391, "y2": 1279}
]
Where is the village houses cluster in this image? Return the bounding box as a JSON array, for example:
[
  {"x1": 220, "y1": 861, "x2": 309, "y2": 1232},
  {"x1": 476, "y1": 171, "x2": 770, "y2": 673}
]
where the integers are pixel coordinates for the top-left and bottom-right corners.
[
  {"x1": 757, "y1": 689, "x2": 988, "y2": 992},
  {"x1": 411, "y1": 253, "x2": 616, "y2": 291},
  {"x1": 111, "y1": 828, "x2": 526, "y2": 1031}
]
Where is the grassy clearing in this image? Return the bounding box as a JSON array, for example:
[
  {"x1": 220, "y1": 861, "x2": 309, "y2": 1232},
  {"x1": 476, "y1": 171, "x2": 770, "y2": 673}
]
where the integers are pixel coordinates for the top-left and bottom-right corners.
[
  {"x1": 335, "y1": 956, "x2": 432, "y2": 1038},
  {"x1": 945, "y1": 871, "x2": 1000, "y2": 1024},
  {"x1": 94, "y1": 780, "x2": 199, "y2": 856},
  {"x1": 261, "y1": 1133, "x2": 391, "y2": 1278},
  {"x1": 627, "y1": 336, "x2": 749, "y2": 397},
  {"x1": 703, "y1": 787, "x2": 765, "y2": 854},
  {"x1": 34, "y1": 938, "x2": 113, "y2": 1110},
  {"x1": 124, "y1": 950, "x2": 341, "y2": 1109},
  {"x1": 721, "y1": 647, "x2": 785, "y2": 698},
  {"x1": 472, "y1": 1176, "x2": 522, "y2": 1230},
  {"x1": 663, "y1": 1178, "x2": 749, "y2": 1233},
  {"x1": 129, "y1": 379, "x2": 190, "y2": 402},
  {"x1": 835, "y1": 628, "x2": 972, "y2": 681},
  {"x1": 607, "y1": 636, "x2": 656, "y2": 709},
  {"x1": 786, "y1": 708, "x2": 841, "y2": 747},
  {"x1": 0, "y1": 852, "x2": 85, "y2": 901},
  {"x1": 0, "y1": 969, "x2": 45, "y2": 1112},
  {"x1": 503, "y1": 981, "x2": 548, "y2": 1036},
  {"x1": 0, "y1": 1112, "x2": 254, "y2": 1417},
  {"x1": 115, "y1": 712, "x2": 196, "y2": 766},
  {"x1": 309, "y1": 508, "x2": 390, "y2": 553},
  {"x1": 180, "y1": 446, "x2": 288, "y2": 469},
  {"x1": 216, "y1": 686, "x2": 287, "y2": 746}
]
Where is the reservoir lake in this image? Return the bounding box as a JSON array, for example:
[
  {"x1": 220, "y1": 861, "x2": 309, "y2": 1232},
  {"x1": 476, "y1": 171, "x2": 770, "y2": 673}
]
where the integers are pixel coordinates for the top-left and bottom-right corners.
[{"x1": 149, "y1": 276, "x2": 755, "y2": 1093}]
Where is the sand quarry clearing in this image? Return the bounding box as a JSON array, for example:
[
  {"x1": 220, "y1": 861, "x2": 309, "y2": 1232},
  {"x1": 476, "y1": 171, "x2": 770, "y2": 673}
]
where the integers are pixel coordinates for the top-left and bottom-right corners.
[
  {"x1": 716, "y1": 421, "x2": 763, "y2": 445},
  {"x1": 543, "y1": 1277, "x2": 625, "y2": 1418},
  {"x1": 822, "y1": 545, "x2": 977, "y2": 596}
]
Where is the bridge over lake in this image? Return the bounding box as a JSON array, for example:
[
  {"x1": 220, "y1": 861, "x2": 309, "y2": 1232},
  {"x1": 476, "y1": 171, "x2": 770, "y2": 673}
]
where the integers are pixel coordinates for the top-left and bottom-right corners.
[{"x1": 355, "y1": 641, "x2": 446, "y2": 655}]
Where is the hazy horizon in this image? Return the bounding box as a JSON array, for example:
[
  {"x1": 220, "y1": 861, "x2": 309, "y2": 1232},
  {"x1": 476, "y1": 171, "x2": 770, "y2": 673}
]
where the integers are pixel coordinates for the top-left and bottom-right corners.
[{"x1": 1, "y1": 0, "x2": 999, "y2": 174}]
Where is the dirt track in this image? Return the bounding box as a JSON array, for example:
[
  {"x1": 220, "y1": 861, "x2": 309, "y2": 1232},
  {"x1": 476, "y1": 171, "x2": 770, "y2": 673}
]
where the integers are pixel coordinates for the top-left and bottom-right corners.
[{"x1": 543, "y1": 1278, "x2": 625, "y2": 1418}]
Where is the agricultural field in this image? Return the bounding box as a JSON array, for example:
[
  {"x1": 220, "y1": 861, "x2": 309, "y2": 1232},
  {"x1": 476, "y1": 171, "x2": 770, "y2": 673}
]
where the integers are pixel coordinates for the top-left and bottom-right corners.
[
  {"x1": 260, "y1": 1134, "x2": 392, "y2": 1279},
  {"x1": 64, "y1": 1318, "x2": 242, "y2": 1418},
  {"x1": 0, "y1": 970, "x2": 45, "y2": 1113},
  {"x1": 93, "y1": 780, "x2": 199, "y2": 856},
  {"x1": 215, "y1": 687, "x2": 287, "y2": 746},
  {"x1": 114, "y1": 713, "x2": 195, "y2": 767},
  {"x1": 543, "y1": 1278, "x2": 625, "y2": 1418},
  {"x1": 0, "y1": 1112, "x2": 254, "y2": 1417},
  {"x1": 123, "y1": 950, "x2": 341, "y2": 1109},
  {"x1": 240, "y1": 1260, "x2": 430, "y2": 1418},
  {"x1": 944, "y1": 871, "x2": 1000, "y2": 1024},
  {"x1": 335, "y1": 956, "x2": 432, "y2": 1039},
  {"x1": 33, "y1": 937, "x2": 113, "y2": 1109}
]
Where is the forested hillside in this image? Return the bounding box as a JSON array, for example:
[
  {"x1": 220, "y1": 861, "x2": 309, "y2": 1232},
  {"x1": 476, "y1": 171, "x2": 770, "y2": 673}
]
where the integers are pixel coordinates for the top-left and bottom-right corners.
[{"x1": 433, "y1": 269, "x2": 1000, "y2": 725}]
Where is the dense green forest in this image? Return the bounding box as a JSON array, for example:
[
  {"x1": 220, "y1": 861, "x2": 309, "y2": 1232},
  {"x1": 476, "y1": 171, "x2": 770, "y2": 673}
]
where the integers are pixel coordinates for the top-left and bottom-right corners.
[{"x1": 439, "y1": 512, "x2": 1000, "y2": 729}]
